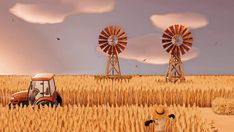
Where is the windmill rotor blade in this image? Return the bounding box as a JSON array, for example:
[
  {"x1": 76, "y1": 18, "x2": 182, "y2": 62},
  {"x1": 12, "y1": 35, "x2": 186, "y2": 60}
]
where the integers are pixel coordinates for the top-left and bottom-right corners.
[
  {"x1": 112, "y1": 26, "x2": 117, "y2": 35},
  {"x1": 183, "y1": 32, "x2": 192, "y2": 38},
  {"x1": 109, "y1": 26, "x2": 114, "y2": 35},
  {"x1": 175, "y1": 25, "x2": 179, "y2": 34},
  {"x1": 176, "y1": 46, "x2": 180, "y2": 55},
  {"x1": 115, "y1": 27, "x2": 121, "y2": 36},
  {"x1": 103, "y1": 45, "x2": 111, "y2": 53},
  {"x1": 103, "y1": 45, "x2": 111, "y2": 52},
  {"x1": 99, "y1": 42, "x2": 108, "y2": 48},
  {"x1": 117, "y1": 29, "x2": 124, "y2": 36},
  {"x1": 108, "y1": 26, "x2": 113, "y2": 35},
  {"x1": 183, "y1": 37, "x2": 193, "y2": 43},
  {"x1": 101, "y1": 31, "x2": 109, "y2": 38},
  {"x1": 117, "y1": 31, "x2": 124, "y2": 37},
  {"x1": 178, "y1": 25, "x2": 184, "y2": 34},
  {"x1": 166, "y1": 45, "x2": 174, "y2": 53},
  {"x1": 181, "y1": 28, "x2": 188, "y2": 36},
  {"x1": 104, "y1": 27, "x2": 111, "y2": 36},
  {"x1": 99, "y1": 42, "x2": 108, "y2": 46},
  {"x1": 100, "y1": 43, "x2": 108, "y2": 49},
  {"x1": 99, "y1": 35, "x2": 108, "y2": 40},
  {"x1": 119, "y1": 39, "x2": 127, "y2": 43},
  {"x1": 119, "y1": 41, "x2": 127, "y2": 46},
  {"x1": 162, "y1": 33, "x2": 172, "y2": 39},
  {"x1": 165, "y1": 29, "x2": 174, "y2": 37},
  {"x1": 107, "y1": 46, "x2": 112, "y2": 54},
  {"x1": 183, "y1": 42, "x2": 192, "y2": 47},
  {"x1": 108, "y1": 46, "x2": 113, "y2": 54},
  {"x1": 162, "y1": 39, "x2": 171, "y2": 44},
  {"x1": 118, "y1": 37, "x2": 127, "y2": 41},
  {"x1": 181, "y1": 44, "x2": 190, "y2": 52},
  {"x1": 163, "y1": 42, "x2": 172, "y2": 49},
  {"x1": 169, "y1": 26, "x2": 176, "y2": 35},
  {"x1": 116, "y1": 44, "x2": 125, "y2": 51},
  {"x1": 109, "y1": 26, "x2": 115, "y2": 35},
  {"x1": 171, "y1": 46, "x2": 177, "y2": 55},
  {"x1": 172, "y1": 46, "x2": 180, "y2": 55},
  {"x1": 179, "y1": 45, "x2": 186, "y2": 55},
  {"x1": 112, "y1": 46, "x2": 117, "y2": 54},
  {"x1": 115, "y1": 45, "x2": 122, "y2": 53},
  {"x1": 118, "y1": 32, "x2": 126, "y2": 38},
  {"x1": 98, "y1": 40, "x2": 107, "y2": 45},
  {"x1": 110, "y1": 26, "x2": 115, "y2": 35}
]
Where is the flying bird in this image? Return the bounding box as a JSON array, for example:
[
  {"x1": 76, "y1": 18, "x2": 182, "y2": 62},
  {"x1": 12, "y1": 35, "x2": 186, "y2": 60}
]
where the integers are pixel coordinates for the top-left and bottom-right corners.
[{"x1": 214, "y1": 41, "x2": 219, "y2": 46}]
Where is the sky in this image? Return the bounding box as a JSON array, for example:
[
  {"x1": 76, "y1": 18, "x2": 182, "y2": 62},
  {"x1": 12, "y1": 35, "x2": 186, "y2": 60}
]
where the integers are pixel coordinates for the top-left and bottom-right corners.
[{"x1": 0, "y1": 0, "x2": 233, "y2": 75}]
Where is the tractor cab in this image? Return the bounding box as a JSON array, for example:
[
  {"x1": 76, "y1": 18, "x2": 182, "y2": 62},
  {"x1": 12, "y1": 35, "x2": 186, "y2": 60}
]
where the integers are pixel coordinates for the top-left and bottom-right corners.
[
  {"x1": 28, "y1": 73, "x2": 57, "y2": 105},
  {"x1": 10, "y1": 73, "x2": 62, "y2": 107}
]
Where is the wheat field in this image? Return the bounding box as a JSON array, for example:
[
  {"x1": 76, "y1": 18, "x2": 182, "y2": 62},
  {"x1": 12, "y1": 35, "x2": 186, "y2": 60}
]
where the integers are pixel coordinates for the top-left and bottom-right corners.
[
  {"x1": 0, "y1": 75, "x2": 233, "y2": 107},
  {"x1": 0, "y1": 75, "x2": 233, "y2": 131},
  {"x1": 0, "y1": 104, "x2": 214, "y2": 132}
]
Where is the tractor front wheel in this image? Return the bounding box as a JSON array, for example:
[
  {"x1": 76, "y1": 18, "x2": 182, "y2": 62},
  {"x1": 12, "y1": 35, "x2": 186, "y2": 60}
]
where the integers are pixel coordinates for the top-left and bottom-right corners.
[{"x1": 8, "y1": 103, "x2": 12, "y2": 109}]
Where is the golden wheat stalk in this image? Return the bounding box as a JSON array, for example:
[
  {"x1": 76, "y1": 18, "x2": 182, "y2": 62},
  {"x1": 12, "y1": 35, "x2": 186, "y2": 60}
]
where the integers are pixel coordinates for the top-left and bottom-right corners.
[
  {"x1": 0, "y1": 75, "x2": 233, "y2": 107},
  {"x1": 0, "y1": 105, "x2": 214, "y2": 132}
]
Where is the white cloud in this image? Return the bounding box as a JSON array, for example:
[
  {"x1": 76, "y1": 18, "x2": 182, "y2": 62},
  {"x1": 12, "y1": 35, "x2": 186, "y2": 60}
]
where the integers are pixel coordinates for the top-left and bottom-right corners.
[
  {"x1": 150, "y1": 12, "x2": 208, "y2": 30},
  {"x1": 9, "y1": 0, "x2": 115, "y2": 24},
  {"x1": 10, "y1": 3, "x2": 71, "y2": 24},
  {"x1": 97, "y1": 34, "x2": 199, "y2": 65},
  {"x1": 76, "y1": 0, "x2": 115, "y2": 13}
]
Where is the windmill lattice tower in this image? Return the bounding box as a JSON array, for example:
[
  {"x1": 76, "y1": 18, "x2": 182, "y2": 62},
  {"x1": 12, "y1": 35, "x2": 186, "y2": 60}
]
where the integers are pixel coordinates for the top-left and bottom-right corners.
[
  {"x1": 162, "y1": 24, "x2": 193, "y2": 83},
  {"x1": 98, "y1": 25, "x2": 127, "y2": 77}
]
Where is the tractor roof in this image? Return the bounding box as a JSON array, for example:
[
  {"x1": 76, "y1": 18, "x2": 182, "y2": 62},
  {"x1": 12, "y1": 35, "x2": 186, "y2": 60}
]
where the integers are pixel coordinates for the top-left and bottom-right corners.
[{"x1": 32, "y1": 73, "x2": 55, "y2": 81}]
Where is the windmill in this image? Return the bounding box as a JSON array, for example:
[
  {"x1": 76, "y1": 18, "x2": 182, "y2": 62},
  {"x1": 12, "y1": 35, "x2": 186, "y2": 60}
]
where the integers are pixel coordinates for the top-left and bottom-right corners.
[
  {"x1": 98, "y1": 25, "x2": 127, "y2": 77},
  {"x1": 162, "y1": 24, "x2": 193, "y2": 83}
]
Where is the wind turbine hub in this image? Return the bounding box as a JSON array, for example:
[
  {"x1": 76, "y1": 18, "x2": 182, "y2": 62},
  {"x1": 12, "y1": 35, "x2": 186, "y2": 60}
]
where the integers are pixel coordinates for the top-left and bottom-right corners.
[
  {"x1": 172, "y1": 35, "x2": 183, "y2": 45},
  {"x1": 108, "y1": 35, "x2": 118, "y2": 46}
]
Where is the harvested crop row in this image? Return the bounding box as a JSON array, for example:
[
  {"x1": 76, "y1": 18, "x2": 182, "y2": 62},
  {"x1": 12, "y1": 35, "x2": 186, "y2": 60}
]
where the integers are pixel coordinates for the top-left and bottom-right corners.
[{"x1": 212, "y1": 98, "x2": 234, "y2": 115}]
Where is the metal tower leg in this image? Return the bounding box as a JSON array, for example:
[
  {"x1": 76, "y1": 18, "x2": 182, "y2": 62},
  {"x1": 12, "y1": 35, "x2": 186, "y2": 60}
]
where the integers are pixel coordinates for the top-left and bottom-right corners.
[
  {"x1": 106, "y1": 54, "x2": 121, "y2": 76},
  {"x1": 166, "y1": 55, "x2": 185, "y2": 83}
]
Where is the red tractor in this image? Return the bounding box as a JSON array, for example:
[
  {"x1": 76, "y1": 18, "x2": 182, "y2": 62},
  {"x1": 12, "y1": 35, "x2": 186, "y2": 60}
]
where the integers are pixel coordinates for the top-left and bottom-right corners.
[{"x1": 9, "y1": 73, "x2": 62, "y2": 107}]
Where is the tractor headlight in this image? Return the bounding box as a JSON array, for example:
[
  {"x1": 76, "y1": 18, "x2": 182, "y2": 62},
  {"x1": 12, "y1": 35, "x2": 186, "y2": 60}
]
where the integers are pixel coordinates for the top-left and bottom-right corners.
[{"x1": 11, "y1": 96, "x2": 15, "y2": 100}]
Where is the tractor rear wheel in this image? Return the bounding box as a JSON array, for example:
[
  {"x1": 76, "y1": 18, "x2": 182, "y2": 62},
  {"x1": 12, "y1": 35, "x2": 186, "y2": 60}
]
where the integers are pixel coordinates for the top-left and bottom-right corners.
[{"x1": 36, "y1": 101, "x2": 55, "y2": 107}]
